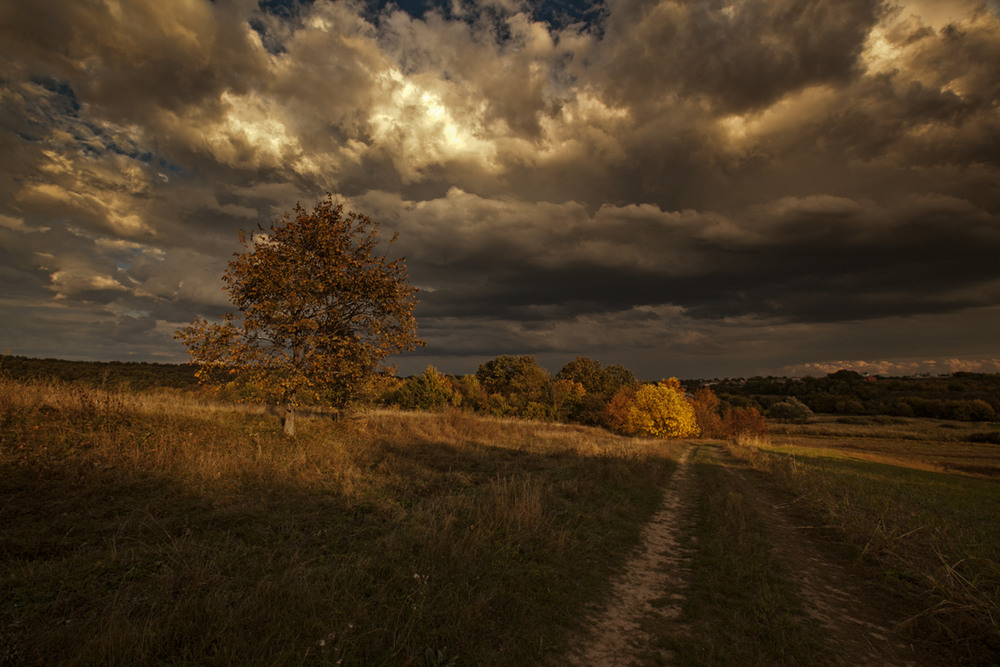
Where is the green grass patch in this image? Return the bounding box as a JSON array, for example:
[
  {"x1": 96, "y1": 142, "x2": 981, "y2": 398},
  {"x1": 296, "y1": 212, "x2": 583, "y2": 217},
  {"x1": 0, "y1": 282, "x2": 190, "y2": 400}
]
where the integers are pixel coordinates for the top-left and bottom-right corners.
[
  {"x1": 0, "y1": 378, "x2": 681, "y2": 665},
  {"x1": 756, "y1": 443, "x2": 1000, "y2": 660}
]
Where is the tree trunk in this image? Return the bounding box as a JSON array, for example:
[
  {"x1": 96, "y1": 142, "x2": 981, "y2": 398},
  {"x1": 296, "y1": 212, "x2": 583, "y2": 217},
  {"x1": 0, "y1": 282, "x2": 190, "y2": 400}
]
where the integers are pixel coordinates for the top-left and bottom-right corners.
[{"x1": 282, "y1": 405, "x2": 296, "y2": 436}]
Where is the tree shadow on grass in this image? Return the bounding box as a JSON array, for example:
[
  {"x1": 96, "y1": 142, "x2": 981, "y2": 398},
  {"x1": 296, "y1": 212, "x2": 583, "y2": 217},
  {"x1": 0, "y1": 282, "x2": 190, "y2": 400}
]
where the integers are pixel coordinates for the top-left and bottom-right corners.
[{"x1": 1, "y1": 417, "x2": 677, "y2": 665}]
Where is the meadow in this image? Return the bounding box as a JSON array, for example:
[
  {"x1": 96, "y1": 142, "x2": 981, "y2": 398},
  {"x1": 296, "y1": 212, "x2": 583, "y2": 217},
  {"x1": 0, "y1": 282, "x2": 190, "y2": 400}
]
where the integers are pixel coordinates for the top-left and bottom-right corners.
[
  {"x1": 3, "y1": 376, "x2": 1000, "y2": 665},
  {"x1": 730, "y1": 417, "x2": 1000, "y2": 662},
  {"x1": 0, "y1": 377, "x2": 682, "y2": 665}
]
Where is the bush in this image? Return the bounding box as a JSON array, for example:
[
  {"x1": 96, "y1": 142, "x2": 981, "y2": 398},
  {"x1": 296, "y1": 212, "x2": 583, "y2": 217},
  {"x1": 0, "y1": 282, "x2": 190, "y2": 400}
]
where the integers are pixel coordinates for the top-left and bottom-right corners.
[
  {"x1": 947, "y1": 399, "x2": 995, "y2": 422},
  {"x1": 453, "y1": 375, "x2": 488, "y2": 412},
  {"x1": 486, "y1": 393, "x2": 516, "y2": 418},
  {"x1": 523, "y1": 401, "x2": 555, "y2": 422},
  {"x1": 722, "y1": 407, "x2": 769, "y2": 440},
  {"x1": 387, "y1": 366, "x2": 455, "y2": 411},
  {"x1": 766, "y1": 397, "x2": 813, "y2": 423}
]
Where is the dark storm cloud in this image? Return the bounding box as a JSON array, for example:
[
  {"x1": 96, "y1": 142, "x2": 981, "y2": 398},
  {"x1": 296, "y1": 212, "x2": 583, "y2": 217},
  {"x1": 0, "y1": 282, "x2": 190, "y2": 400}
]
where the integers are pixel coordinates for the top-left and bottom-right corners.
[
  {"x1": 0, "y1": 1, "x2": 270, "y2": 152},
  {"x1": 595, "y1": 0, "x2": 883, "y2": 114},
  {"x1": 358, "y1": 189, "x2": 1000, "y2": 331},
  {"x1": 1, "y1": 0, "x2": 999, "y2": 377}
]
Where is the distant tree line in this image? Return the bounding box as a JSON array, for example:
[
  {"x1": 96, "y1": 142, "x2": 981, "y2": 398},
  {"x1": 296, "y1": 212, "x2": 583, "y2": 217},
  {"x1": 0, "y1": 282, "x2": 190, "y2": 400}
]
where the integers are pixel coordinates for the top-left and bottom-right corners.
[
  {"x1": 8, "y1": 355, "x2": 996, "y2": 438},
  {"x1": 379, "y1": 355, "x2": 768, "y2": 439},
  {"x1": 704, "y1": 369, "x2": 999, "y2": 422},
  {"x1": 0, "y1": 355, "x2": 198, "y2": 390}
]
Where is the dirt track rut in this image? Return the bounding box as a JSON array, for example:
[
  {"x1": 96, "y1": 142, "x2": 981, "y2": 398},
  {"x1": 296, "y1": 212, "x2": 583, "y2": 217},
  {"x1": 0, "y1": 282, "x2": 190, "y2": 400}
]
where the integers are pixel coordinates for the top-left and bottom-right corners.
[
  {"x1": 567, "y1": 447, "x2": 697, "y2": 665},
  {"x1": 566, "y1": 444, "x2": 935, "y2": 666},
  {"x1": 722, "y1": 461, "x2": 922, "y2": 666}
]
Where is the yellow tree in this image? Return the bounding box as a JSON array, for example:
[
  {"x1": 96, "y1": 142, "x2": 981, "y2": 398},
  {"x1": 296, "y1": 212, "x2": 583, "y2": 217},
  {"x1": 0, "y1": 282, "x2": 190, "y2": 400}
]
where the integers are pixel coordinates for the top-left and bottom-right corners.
[
  {"x1": 620, "y1": 378, "x2": 700, "y2": 438},
  {"x1": 176, "y1": 196, "x2": 423, "y2": 435}
]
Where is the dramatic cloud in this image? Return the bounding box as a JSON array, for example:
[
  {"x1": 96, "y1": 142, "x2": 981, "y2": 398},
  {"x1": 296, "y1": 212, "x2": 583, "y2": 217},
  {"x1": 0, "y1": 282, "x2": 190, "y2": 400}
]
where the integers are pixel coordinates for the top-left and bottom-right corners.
[{"x1": 1, "y1": 0, "x2": 998, "y2": 377}]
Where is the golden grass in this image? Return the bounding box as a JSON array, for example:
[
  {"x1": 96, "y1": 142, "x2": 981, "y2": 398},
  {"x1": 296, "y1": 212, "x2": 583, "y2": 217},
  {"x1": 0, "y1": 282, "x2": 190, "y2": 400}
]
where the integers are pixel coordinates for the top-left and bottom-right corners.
[{"x1": 0, "y1": 377, "x2": 683, "y2": 665}]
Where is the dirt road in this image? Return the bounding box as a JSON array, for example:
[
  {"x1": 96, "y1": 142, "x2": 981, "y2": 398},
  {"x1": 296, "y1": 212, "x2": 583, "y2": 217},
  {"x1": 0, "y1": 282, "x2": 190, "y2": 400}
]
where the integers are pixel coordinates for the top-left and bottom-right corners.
[
  {"x1": 567, "y1": 447, "x2": 697, "y2": 665},
  {"x1": 566, "y1": 443, "x2": 946, "y2": 666}
]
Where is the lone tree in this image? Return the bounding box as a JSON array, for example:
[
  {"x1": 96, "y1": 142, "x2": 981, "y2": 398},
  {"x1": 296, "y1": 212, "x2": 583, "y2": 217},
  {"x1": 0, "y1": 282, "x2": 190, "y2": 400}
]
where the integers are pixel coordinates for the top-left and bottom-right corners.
[{"x1": 176, "y1": 196, "x2": 423, "y2": 435}]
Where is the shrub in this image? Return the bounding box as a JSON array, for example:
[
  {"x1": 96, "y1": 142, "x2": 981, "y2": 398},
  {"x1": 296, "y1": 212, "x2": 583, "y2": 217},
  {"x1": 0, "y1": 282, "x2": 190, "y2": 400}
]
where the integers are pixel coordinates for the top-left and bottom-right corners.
[
  {"x1": 454, "y1": 375, "x2": 488, "y2": 412},
  {"x1": 722, "y1": 406, "x2": 769, "y2": 440},
  {"x1": 948, "y1": 399, "x2": 995, "y2": 422},
  {"x1": 523, "y1": 401, "x2": 555, "y2": 422},
  {"x1": 766, "y1": 397, "x2": 813, "y2": 423},
  {"x1": 486, "y1": 393, "x2": 516, "y2": 418},
  {"x1": 389, "y1": 366, "x2": 455, "y2": 411}
]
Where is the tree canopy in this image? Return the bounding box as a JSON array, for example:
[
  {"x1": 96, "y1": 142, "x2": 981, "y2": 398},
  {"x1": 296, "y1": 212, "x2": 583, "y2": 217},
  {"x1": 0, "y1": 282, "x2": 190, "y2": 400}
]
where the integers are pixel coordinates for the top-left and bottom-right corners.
[
  {"x1": 176, "y1": 197, "x2": 423, "y2": 435},
  {"x1": 605, "y1": 378, "x2": 700, "y2": 438},
  {"x1": 475, "y1": 355, "x2": 553, "y2": 419},
  {"x1": 556, "y1": 356, "x2": 636, "y2": 398}
]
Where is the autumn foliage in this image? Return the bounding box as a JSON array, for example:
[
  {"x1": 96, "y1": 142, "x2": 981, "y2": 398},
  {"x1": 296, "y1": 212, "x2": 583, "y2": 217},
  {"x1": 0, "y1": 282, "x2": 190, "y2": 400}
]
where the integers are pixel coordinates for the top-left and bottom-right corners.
[
  {"x1": 388, "y1": 365, "x2": 456, "y2": 411},
  {"x1": 176, "y1": 197, "x2": 423, "y2": 435},
  {"x1": 475, "y1": 355, "x2": 554, "y2": 419},
  {"x1": 690, "y1": 387, "x2": 724, "y2": 437},
  {"x1": 603, "y1": 378, "x2": 700, "y2": 438},
  {"x1": 556, "y1": 356, "x2": 636, "y2": 424},
  {"x1": 601, "y1": 384, "x2": 637, "y2": 434},
  {"x1": 721, "y1": 406, "x2": 769, "y2": 440},
  {"x1": 379, "y1": 358, "x2": 707, "y2": 439}
]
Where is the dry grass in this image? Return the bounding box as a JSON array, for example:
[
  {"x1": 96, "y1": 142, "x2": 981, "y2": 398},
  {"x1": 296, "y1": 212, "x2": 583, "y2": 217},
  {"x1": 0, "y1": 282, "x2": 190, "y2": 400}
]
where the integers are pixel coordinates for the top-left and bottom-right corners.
[
  {"x1": 771, "y1": 416, "x2": 1000, "y2": 478},
  {"x1": 0, "y1": 377, "x2": 682, "y2": 665},
  {"x1": 724, "y1": 432, "x2": 770, "y2": 467}
]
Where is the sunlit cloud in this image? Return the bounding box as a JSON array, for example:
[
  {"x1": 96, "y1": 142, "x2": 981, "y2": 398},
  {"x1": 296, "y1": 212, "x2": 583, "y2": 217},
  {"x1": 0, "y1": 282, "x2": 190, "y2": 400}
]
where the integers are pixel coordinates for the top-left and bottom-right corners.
[
  {"x1": 0, "y1": 0, "x2": 997, "y2": 376},
  {"x1": 369, "y1": 69, "x2": 499, "y2": 179},
  {"x1": 207, "y1": 91, "x2": 304, "y2": 169}
]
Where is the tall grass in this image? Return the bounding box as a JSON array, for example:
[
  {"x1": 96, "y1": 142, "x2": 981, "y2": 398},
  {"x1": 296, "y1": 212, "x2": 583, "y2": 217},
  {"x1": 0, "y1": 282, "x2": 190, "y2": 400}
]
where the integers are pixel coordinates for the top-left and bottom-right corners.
[{"x1": 0, "y1": 377, "x2": 682, "y2": 665}]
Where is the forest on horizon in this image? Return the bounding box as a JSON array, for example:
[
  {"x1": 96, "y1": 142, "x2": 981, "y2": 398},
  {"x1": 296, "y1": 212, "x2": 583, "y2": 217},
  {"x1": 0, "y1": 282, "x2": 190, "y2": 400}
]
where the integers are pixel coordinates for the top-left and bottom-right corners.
[{"x1": 3, "y1": 354, "x2": 998, "y2": 427}]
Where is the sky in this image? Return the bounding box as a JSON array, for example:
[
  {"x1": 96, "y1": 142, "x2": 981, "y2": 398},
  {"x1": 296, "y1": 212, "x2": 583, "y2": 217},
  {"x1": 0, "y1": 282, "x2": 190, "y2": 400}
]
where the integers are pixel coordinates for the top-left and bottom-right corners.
[{"x1": 1, "y1": 0, "x2": 999, "y2": 380}]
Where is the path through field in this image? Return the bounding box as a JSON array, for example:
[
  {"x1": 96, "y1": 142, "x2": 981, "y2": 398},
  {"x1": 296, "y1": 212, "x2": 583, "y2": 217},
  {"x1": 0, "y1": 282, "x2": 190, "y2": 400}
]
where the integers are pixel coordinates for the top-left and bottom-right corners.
[
  {"x1": 566, "y1": 443, "x2": 940, "y2": 666},
  {"x1": 567, "y1": 447, "x2": 697, "y2": 665}
]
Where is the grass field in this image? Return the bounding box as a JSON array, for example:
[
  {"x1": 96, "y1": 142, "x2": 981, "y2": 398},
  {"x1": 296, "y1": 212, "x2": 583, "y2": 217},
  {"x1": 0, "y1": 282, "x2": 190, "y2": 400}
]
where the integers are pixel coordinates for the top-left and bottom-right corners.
[
  {"x1": 4, "y1": 377, "x2": 999, "y2": 664},
  {"x1": 649, "y1": 445, "x2": 827, "y2": 666},
  {"x1": 0, "y1": 378, "x2": 682, "y2": 665},
  {"x1": 733, "y1": 419, "x2": 1000, "y2": 661},
  {"x1": 770, "y1": 414, "x2": 1000, "y2": 477}
]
